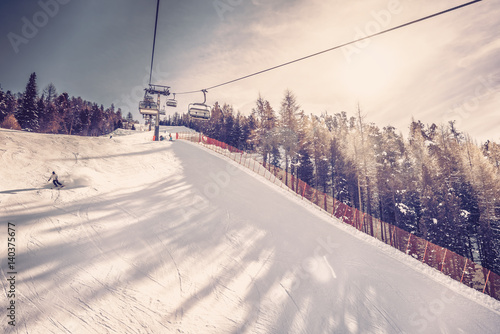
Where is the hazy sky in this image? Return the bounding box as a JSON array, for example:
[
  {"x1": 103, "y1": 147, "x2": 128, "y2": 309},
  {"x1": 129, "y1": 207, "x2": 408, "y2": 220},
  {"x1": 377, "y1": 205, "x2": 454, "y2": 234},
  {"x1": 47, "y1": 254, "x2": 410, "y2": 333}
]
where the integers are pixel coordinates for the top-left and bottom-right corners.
[{"x1": 1, "y1": 0, "x2": 499, "y2": 142}]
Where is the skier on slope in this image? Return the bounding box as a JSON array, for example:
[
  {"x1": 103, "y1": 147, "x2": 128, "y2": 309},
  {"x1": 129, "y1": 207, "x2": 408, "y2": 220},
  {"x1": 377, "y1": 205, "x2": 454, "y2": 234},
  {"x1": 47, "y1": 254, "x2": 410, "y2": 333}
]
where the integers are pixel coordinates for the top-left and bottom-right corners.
[{"x1": 48, "y1": 171, "x2": 63, "y2": 188}]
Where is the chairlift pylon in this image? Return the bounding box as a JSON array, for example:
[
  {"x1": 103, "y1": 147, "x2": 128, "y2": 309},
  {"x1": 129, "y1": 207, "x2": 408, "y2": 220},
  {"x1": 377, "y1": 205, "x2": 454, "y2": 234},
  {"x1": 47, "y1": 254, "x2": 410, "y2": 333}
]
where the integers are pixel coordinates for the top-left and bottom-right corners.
[
  {"x1": 140, "y1": 84, "x2": 171, "y2": 115},
  {"x1": 188, "y1": 90, "x2": 211, "y2": 120}
]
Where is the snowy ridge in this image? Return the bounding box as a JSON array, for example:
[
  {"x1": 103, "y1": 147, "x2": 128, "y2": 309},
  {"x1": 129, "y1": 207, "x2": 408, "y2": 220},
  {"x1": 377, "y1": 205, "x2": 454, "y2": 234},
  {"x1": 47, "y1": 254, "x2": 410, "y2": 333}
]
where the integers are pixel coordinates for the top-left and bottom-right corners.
[{"x1": 1, "y1": 127, "x2": 500, "y2": 333}]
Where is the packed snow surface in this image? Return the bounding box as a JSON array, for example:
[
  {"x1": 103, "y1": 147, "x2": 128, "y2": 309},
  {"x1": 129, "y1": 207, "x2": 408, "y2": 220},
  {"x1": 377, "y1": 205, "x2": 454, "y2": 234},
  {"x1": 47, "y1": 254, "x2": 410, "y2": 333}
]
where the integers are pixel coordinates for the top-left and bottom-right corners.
[{"x1": 1, "y1": 126, "x2": 500, "y2": 334}]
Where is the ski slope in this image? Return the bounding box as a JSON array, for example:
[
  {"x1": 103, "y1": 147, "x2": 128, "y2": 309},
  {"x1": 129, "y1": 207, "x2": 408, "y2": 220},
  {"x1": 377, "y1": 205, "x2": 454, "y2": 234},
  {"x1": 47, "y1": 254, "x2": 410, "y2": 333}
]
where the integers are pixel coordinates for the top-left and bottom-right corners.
[{"x1": 1, "y1": 127, "x2": 500, "y2": 334}]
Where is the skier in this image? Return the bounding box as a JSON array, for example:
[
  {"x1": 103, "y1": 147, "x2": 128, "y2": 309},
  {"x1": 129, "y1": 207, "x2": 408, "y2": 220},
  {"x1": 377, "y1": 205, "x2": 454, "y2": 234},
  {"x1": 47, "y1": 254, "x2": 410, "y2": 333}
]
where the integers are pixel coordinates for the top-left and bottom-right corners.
[{"x1": 48, "y1": 171, "x2": 63, "y2": 188}]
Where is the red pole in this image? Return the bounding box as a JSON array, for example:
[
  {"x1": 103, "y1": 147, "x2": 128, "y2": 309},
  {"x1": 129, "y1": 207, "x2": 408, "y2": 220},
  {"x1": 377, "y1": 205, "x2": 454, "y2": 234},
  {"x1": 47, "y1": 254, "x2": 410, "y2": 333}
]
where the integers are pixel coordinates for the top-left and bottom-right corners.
[
  {"x1": 440, "y1": 248, "x2": 448, "y2": 272},
  {"x1": 483, "y1": 270, "x2": 491, "y2": 294},
  {"x1": 422, "y1": 241, "x2": 429, "y2": 263},
  {"x1": 379, "y1": 219, "x2": 384, "y2": 242},
  {"x1": 460, "y1": 259, "x2": 468, "y2": 283},
  {"x1": 390, "y1": 226, "x2": 396, "y2": 247},
  {"x1": 405, "y1": 234, "x2": 412, "y2": 254}
]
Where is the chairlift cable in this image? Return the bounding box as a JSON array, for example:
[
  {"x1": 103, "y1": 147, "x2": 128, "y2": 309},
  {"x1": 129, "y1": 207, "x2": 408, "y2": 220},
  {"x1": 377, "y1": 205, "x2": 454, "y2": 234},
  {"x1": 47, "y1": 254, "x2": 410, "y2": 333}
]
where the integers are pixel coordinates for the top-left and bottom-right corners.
[
  {"x1": 173, "y1": 0, "x2": 484, "y2": 96},
  {"x1": 148, "y1": 0, "x2": 161, "y2": 86}
]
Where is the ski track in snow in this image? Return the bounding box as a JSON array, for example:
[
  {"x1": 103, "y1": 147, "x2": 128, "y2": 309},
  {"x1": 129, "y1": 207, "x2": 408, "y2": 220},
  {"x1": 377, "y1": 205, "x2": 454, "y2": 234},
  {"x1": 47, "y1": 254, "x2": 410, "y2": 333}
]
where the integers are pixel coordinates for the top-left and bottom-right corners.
[{"x1": 1, "y1": 126, "x2": 500, "y2": 333}]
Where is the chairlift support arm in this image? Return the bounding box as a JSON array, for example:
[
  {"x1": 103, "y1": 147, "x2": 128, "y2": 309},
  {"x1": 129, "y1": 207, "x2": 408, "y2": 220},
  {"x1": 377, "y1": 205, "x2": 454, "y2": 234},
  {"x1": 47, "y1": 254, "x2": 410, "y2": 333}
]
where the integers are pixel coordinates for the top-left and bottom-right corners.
[
  {"x1": 145, "y1": 84, "x2": 171, "y2": 97},
  {"x1": 201, "y1": 89, "x2": 207, "y2": 104}
]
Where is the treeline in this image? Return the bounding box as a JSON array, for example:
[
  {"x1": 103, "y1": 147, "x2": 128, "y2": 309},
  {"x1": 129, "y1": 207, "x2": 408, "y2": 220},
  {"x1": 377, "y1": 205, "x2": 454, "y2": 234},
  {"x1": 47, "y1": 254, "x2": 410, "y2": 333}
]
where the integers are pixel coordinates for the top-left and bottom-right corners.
[
  {"x1": 166, "y1": 90, "x2": 500, "y2": 273},
  {"x1": 0, "y1": 72, "x2": 134, "y2": 136}
]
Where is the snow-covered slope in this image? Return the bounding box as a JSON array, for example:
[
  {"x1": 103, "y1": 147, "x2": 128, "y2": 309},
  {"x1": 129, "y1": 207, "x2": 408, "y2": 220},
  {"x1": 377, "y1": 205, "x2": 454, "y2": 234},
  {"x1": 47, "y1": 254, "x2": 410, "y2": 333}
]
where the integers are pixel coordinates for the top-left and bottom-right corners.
[{"x1": 1, "y1": 127, "x2": 500, "y2": 334}]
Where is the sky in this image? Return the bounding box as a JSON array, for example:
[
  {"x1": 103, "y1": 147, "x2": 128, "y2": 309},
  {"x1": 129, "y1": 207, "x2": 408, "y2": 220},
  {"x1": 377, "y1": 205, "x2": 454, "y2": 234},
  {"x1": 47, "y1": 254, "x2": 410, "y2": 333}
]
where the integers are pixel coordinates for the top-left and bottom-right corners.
[{"x1": 0, "y1": 0, "x2": 499, "y2": 142}]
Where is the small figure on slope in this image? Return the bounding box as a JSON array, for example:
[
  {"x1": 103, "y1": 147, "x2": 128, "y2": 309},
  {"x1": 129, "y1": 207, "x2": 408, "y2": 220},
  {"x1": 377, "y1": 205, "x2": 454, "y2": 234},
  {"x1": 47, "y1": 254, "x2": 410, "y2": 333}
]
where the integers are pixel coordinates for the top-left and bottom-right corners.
[{"x1": 48, "y1": 171, "x2": 64, "y2": 188}]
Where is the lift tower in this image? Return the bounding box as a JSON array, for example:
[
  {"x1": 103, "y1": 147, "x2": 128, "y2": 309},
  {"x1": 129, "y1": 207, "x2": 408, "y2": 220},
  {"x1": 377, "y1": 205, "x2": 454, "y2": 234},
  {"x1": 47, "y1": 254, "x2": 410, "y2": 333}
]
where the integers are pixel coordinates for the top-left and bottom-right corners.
[{"x1": 139, "y1": 84, "x2": 170, "y2": 141}]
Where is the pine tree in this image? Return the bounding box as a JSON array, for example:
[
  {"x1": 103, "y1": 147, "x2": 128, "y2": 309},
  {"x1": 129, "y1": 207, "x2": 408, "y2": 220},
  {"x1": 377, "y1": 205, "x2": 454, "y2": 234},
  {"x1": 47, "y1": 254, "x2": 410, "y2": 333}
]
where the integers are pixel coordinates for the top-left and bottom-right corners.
[
  {"x1": 230, "y1": 113, "x2": 244, "y2": 149},
  {"x1": 4, "y1": 91, "x2": 17, "y2": 117},
  {"x1": 468, "y1": 139, "x2": 500, "y2": 272},
  {"x1": 296, "y1": 111, "x2": 313, "y2": 185},
  {"x1": 55, "y1": 93, "x2": 70, "y2": 134},
  {"x1": 224, "y1": 112, "x2": 235, "y2": 147},
  {"x1": 311, "y1": 115, "x2": 330, "y2": 192},
  {"x1": 0, "y1": 89, "x2": 7, "y2": 123},
  {"x1": 36, "y1": 95, "x2": 47, "y2": 132},
  {"x1": 16, "y1": 72, "x2": 39, "y2": 131},
  {"x1": 252, "y1": 95, "x2": 277, "y2": 166},
  {"x1": 126, "y1": 112, "x2": 134, "y2": 123},
  {"x1": 241, "y1": 111, "x2": 257, "y2": 151},
  {"x1": 329, "y1": 136, "x2": 357, "y2": 206},
  {"x1": 279, "y1": 90, "x2": 299, "y2": 185},
  {"x1": 42, "y1": 83, "x2": 57, "y2": 103},
  {"x1": 298, "y1": 145, "x2": 314, "y2": 185},
  {"x1": 270, "y1": 143, "x2": 281, "y2": 169},
  {"x1": 374, "y1": 125, "x2": 407, "y2": 228},
  {"x1": 115, "y1": 108, "x2": 123, "y2": 130},
  {"x1": 89, "y1": 103, "x2": 104, "y2": 136},
  {"x1": 43, "y1": 102, "x2": 60, "y2": 134}
]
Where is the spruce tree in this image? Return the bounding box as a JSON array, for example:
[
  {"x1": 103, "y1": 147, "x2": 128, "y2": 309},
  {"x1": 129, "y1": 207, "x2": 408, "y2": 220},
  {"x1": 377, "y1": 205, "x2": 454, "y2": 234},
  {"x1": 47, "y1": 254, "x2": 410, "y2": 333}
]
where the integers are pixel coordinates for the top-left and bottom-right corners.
[
  {"x1": 126, "y1": 112, "x2": 134, "y2": 123},
  {"x1": 36, "y1": 95, "x2": 46, "y2": 132},
  {"x1": 298, "y1": 146, "x2": 314, "y2": 186},
  {"x1": 16, "y1": 72, "x2": 39, "y2": 131}
]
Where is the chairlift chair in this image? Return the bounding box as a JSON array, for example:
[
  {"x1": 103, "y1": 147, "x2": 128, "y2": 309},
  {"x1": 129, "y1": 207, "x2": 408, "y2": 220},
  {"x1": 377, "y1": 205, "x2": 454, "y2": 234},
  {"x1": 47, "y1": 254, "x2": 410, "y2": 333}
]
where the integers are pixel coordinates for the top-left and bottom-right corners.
[
  {"x1": 188, "y1": 103, "x2": 211, "y2": 120},
  {"x1": 166, "y1": 99, "x2": 177, "y2": 107},
  {"x1": 139, "y1": 95, "x2": 159, "y2": 115},
  {"x1": 166, "y1": 94, "x2": 177, "y2": 107},
  {"x1": 187, "y1": 90, "x2": 211, "y2": 120}
]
